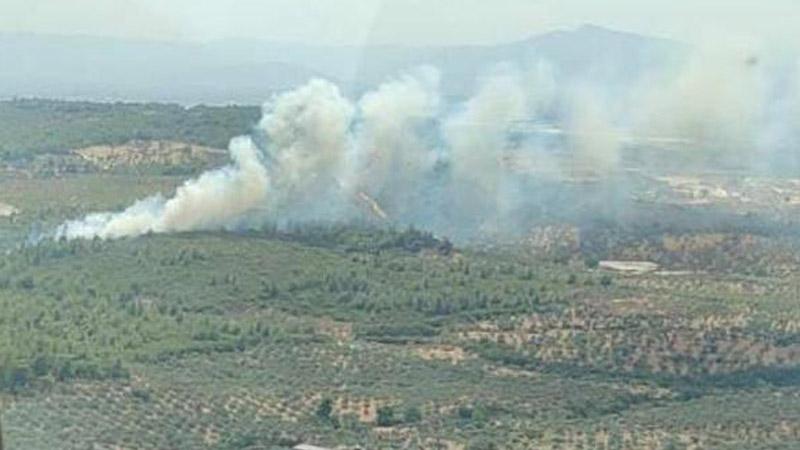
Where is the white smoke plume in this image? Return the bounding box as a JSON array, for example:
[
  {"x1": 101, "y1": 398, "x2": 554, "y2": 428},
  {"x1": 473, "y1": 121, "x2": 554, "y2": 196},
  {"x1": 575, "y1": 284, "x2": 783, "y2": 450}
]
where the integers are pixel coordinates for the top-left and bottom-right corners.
[
  {"x1": 51, "y1": 46, "x2": 800, "y2": 241},
  {"x1": 444, "y1": 69, "x2": 528, "y2": 192},
  {"x1": 56, "y1": 137, "x2": 269, "y2": 239},
  {"x1": 257, "y1": 78, "x2": 355, "y2": 220},
  {"x1": 354, "y1": 67, "x2": 442, "y2": 217}
]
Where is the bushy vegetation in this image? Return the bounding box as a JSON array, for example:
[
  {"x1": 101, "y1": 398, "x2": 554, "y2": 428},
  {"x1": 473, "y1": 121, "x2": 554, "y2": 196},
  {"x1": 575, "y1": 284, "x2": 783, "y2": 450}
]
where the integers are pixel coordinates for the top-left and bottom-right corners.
[
  {"x1": 3, "y1": 100, "x2": 800, "y2": 449},
  {"x1": 0, "y1": 99, "x2": 259, "y2": 161},
  {"x1": 3, "y1": 222, "x2": 800, "y2": 449}
]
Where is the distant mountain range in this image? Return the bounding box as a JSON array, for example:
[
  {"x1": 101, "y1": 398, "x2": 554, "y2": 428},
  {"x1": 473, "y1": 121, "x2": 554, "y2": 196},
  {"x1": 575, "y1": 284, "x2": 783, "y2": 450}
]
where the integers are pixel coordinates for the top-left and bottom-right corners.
[{"x1": 0, "y1": 25, "x2": 687, "y2": 104}]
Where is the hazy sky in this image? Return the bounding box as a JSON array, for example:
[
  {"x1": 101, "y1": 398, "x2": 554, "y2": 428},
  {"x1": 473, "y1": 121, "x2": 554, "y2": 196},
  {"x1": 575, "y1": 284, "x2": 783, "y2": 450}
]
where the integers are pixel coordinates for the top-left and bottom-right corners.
[{"x1": 2, "y1": 0, "x2": 799, "y2": 46}]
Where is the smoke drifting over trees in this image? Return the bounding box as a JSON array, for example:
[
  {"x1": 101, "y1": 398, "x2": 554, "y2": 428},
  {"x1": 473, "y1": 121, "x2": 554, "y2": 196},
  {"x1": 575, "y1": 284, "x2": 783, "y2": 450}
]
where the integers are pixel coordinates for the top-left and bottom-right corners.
[{"x1": 53, "y1": 43, "x2": 800, "y2": 241}]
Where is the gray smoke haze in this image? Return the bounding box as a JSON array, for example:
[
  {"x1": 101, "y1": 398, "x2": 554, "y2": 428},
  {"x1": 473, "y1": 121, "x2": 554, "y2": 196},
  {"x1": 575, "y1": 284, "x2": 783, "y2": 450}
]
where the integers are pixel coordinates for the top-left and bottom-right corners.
[
  {"x1": 632, "y1": 46, "x2": 761, "y2": 164},
  {"x1": 53, "y1": 44, "x2": 800, "y2": 241},
  {"x1": 564, "y1": 87, "x2": 621, "y2": 175}
]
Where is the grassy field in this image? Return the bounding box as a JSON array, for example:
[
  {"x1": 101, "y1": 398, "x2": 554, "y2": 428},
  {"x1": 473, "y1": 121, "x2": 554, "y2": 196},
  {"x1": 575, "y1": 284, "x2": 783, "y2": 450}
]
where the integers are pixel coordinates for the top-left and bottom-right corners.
[{"x1": 2, "y1": 101, "x2": 800, "y2": 449}]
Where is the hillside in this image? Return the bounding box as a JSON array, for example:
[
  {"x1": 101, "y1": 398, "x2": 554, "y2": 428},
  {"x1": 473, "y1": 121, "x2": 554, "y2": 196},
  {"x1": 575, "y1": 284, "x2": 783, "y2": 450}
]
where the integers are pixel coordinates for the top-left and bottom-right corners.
[
  {"x1": 2, "y1": 99, "x2": 800, "y2": 449},
  {"x1": 3, "y1": 195, "x2": 800, "y2": 449},
  {"x1": 0, "y1": 99, "x2": 259, "y2": 161}
]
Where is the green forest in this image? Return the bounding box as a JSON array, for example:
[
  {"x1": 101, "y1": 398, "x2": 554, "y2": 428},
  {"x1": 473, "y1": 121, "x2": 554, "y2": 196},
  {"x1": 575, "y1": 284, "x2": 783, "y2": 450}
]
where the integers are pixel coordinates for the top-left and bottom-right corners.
[{"x1": 2, "y1": 100, "x2": 800, "y2": 450}]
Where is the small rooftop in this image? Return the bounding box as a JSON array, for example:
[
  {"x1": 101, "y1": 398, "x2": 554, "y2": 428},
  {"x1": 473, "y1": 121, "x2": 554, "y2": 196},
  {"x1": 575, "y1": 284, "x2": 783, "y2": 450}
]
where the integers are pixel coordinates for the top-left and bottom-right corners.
[{"x1": 294, "y1": 444, "x2": 332, "y2": 450}]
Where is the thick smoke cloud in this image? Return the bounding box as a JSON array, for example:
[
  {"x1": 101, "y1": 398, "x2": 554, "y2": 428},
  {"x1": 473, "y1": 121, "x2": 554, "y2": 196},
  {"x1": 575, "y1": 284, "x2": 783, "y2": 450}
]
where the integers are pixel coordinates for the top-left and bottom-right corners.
[
  {"x1": 355, "y1": 67, "x2": 442, "y2": 220},
  {"x1": 52, "y1": 45, "x2": 800, "y2": 241},
  {"x1": 256, "y1": 79, "x2": 354, "y2": 221},
  {"x1": 56, "y1": 137, "x2": 269, "y2": 239}
]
